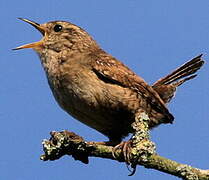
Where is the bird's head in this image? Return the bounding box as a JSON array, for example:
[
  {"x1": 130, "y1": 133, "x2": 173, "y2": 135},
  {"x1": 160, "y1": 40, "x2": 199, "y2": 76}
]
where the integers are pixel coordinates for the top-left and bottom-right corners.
[{"x1": 14, "y1": 18, "x2": 99, "y2": 54}]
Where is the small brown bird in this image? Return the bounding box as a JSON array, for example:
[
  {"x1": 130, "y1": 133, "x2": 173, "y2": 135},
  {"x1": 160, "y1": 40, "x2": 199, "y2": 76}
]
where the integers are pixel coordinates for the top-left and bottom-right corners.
[{"x1": 14, "y1": 18, "x2": 204, "y2": 157}]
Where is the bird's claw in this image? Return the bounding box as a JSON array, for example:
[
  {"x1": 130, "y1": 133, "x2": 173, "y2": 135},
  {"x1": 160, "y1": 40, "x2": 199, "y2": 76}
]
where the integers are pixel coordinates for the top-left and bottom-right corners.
[
  {"x1": 112, "y1": 140, "x2": 132, "y2": 163},
  {"x1": 112, "y1": 140, "x2": 137, "y2": 176}
]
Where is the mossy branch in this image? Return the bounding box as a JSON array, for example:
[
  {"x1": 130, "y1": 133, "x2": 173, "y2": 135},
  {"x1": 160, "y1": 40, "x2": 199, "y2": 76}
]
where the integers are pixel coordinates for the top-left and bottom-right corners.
[
  {"x1": 40, "y1": 130, "x2": 209, "y2": 180},
  {"x1": 40, "y1": 111, "x2": 208, "y2": 179}
]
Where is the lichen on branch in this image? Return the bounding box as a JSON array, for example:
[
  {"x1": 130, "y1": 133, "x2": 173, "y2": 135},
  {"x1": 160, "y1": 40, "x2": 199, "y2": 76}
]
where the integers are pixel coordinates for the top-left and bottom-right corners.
[
  {"x1": 40, "y1": 112, "x2": 209, "y2": 180},
  {"x1": 40, "y1": 130, "x2": 209, "y2": 180}
]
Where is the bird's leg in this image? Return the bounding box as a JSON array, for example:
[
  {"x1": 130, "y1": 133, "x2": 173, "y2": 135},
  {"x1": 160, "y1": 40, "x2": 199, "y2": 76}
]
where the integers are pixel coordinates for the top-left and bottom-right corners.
[{"x1": 112, "y1": 111, "x2": 156, "y2": 176}]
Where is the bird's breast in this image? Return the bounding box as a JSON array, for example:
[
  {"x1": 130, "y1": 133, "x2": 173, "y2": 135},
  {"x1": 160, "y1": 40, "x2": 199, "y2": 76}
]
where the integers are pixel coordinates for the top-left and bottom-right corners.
[{"x1": 46, "y1": 64, "x2": 138, "y2": 139}]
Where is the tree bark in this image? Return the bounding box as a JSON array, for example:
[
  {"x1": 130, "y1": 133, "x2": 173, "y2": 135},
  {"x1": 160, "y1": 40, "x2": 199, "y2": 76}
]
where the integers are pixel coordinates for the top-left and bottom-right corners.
[{"x1": 40, "y1": 130, "x2": 209, "y2": 180}]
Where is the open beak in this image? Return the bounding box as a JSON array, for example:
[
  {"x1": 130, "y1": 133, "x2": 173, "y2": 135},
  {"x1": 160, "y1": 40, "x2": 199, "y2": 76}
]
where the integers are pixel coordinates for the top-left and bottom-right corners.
[{"x1": 13, "y1": 18, "x2": 46, "y2": 50}]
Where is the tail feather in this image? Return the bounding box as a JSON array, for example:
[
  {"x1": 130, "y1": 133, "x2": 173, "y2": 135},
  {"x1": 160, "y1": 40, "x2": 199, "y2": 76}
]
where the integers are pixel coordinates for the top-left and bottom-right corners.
[
  {"x1": 152, "y1": 54, "x2": 204, "y2": 104},
  {"x1": 172, "y1": 74, "x2": 197, "y2": 87},
  {"x1": 153, "y1": 54, "x2": 204, "y2": 86}
]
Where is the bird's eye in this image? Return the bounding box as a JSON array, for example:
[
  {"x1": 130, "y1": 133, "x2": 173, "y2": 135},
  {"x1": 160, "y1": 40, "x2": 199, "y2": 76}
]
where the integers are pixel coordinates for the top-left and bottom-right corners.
[{"x1": 53, "y1": 24, "x2": 63, "y2": 32}]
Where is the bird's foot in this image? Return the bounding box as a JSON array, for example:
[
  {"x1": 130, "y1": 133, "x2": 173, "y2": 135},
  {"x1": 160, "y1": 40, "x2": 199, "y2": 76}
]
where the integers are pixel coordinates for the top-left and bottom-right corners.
[
  {"x1": 112, "y1": 140, "x2": 138, "y2": 176},
  {"x1": 112, "y1": 139, "x2": 156, "y2": 176},
  {"x1": 112, "y1": 140, "x2": 132, "y2": 163}
]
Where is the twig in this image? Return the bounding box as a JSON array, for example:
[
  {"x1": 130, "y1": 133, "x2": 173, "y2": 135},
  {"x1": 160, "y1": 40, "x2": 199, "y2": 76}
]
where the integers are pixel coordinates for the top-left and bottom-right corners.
[{"x1": 40, "y1": 130, "x2": 209, "y2": 180}]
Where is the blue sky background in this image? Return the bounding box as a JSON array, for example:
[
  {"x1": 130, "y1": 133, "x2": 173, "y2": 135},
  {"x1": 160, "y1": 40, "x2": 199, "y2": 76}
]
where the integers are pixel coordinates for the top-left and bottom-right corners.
[{"x1": 1, "y1": 1, "x2": 209, "y2": 180}]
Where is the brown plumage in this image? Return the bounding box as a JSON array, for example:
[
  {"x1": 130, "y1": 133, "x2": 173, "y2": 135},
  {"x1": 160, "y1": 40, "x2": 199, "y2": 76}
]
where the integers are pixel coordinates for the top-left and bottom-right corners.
[
  {"x1": 153, "y1": 55, "x2": 204, "y2": 104},
  {"x1": 14, "y1": 19, "x2": 204, "y2": 145}
]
